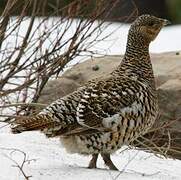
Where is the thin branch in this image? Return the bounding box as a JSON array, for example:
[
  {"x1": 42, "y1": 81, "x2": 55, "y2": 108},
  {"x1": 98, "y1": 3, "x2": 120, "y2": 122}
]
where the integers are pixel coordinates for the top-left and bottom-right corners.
[{"x1": 0, "y1": 148, "x2": 36, "y2": 180}]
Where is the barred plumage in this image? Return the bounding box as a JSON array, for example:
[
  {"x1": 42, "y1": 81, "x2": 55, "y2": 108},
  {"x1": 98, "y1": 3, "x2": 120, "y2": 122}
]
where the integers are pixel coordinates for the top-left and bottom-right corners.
[{"x1": 11, "y1": 15, "x2": 170, "y2": 170}]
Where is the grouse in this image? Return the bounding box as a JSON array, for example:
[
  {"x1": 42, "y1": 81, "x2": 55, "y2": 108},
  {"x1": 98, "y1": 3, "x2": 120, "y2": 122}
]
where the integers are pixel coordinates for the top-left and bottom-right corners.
[{"x1": 11, "y1": 14, "x2": 170, "y2": 170}]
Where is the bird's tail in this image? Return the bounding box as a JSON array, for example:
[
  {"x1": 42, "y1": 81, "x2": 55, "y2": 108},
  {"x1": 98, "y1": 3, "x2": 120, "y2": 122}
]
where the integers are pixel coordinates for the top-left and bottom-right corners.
[{"x1": 11, "y1": 113, "x2": 55, "y2": 134}]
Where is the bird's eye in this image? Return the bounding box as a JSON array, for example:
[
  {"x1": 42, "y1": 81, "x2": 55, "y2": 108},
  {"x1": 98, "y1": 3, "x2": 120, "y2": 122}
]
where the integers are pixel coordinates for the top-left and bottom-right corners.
[{"x1": 148, "y1": 22, "x2": 154, "y2": 26}]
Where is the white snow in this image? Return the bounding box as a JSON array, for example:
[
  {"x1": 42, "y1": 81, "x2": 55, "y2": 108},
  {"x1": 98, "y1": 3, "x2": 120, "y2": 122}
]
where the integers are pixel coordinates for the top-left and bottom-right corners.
[
  {"x1": 0, "y1": 129, "x2": 181, "y2": 180},
  {"x1": 1, "y1": 18, "x2": 181, "y2": 180}
]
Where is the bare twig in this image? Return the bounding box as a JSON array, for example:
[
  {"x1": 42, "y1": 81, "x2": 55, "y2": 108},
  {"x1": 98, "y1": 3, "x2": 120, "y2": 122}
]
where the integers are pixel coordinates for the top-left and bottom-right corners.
[
  {"x1": 0, "y1": 148, "x2": 36, "y2": 180},
  {"x1": 0, "y1": 0, "x2": 123, "y2": 118}
]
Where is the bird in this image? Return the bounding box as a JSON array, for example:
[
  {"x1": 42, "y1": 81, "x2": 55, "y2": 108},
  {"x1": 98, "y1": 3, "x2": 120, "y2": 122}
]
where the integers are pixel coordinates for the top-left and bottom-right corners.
[{"x1": 11, "y1": 14, "x2": 170, "y2": 170}]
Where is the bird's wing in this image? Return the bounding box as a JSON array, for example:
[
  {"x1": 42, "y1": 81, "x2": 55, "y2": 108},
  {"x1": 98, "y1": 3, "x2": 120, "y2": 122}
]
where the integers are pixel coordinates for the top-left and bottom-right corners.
[
  {"x1": 75, "y1": 76, "x2": 147, "y2": 134},
  {"x1": 11, "y1": 76, "x2": 148, "y2": 137},
  {"x1": 11, "y1": 85, "x2": 103, "y2": 137}
]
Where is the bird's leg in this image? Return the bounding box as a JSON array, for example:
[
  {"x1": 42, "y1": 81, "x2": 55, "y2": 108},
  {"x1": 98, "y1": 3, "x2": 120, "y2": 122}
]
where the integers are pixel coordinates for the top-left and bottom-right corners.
[
  {"x1": 101, "y1": 153, "x2": 118, "y2": 171},
  {"x1": 88, "y1": 154, "x2": 99, "y2": 169}
]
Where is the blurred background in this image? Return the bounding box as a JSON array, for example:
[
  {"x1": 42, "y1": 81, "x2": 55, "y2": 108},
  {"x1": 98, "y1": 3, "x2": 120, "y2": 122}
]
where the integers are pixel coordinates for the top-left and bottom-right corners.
[{"x1": 0, "y1": 0, "x2": 181, "y2": 23}]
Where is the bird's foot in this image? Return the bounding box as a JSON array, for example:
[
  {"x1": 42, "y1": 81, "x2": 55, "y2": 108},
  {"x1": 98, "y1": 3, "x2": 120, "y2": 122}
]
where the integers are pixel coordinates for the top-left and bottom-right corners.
[
  {"x1": 101, "y1": 153, "x2": 119, "y2": 171},
  {"x1": 88, "y1": 154, "x2": 98, "y2": 169}
]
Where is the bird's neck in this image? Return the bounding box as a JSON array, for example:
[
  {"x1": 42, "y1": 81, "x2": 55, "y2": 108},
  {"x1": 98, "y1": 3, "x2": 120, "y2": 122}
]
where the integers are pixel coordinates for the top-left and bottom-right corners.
[
  {"x1": 112, "y1": 37, "x2": 156, "y2": 89},
  {"x1": 124, "y1": 39, "x2": 150, "y2": 61}
]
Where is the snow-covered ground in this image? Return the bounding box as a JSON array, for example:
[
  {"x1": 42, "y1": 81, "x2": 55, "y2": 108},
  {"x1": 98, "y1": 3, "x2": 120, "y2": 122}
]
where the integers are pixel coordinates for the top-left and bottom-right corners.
[
  {"x1": 1, "y1": 131, "x2": 181, "y2": 180},
  {"x1": 0, "y1": 19, "x2": 181, "y2": 180}
]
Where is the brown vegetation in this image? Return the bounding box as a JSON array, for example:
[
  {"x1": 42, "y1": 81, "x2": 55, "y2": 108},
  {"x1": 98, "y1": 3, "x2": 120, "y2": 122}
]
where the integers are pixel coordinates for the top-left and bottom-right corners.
[{"x1": 1, "y1": 0, "x2": 133, "y2": 119}]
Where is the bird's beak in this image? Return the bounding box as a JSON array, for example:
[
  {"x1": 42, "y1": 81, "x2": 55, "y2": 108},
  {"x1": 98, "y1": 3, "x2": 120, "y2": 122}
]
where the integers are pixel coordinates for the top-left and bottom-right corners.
[{"x1": 162, "y1": 19, "x2": 171, "y2": 26}]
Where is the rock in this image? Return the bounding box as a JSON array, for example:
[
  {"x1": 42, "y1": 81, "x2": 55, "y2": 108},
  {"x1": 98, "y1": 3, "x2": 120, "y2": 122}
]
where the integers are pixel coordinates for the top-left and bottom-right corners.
[{"x1": 38, "y1": 78, "x2": 81, "y2": 105}]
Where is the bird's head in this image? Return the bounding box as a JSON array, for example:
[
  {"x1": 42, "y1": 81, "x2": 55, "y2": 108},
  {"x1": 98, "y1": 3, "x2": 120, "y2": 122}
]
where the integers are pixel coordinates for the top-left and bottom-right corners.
[{"x1": 129, "y1": 14, "x2": 170, "y2": 45}]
